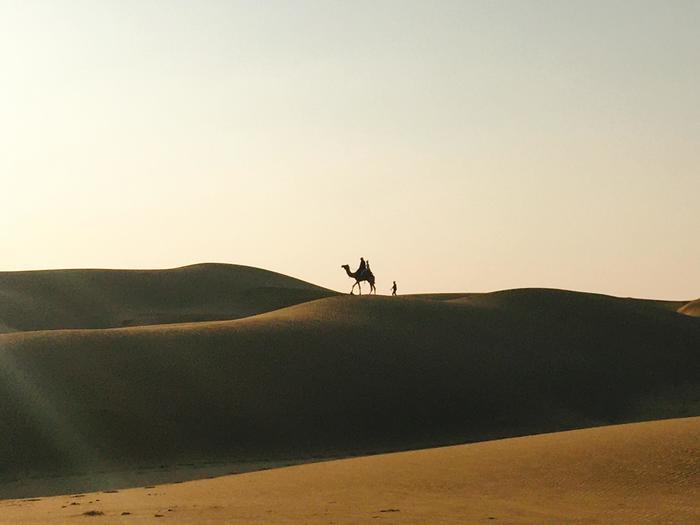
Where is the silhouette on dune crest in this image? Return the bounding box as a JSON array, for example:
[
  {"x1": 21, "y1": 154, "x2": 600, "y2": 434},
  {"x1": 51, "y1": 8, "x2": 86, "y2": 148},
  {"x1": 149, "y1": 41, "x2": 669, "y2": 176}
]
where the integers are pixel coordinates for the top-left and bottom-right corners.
[{"x1": 341, "y1": 259, "x2": 376, "y2": 295}]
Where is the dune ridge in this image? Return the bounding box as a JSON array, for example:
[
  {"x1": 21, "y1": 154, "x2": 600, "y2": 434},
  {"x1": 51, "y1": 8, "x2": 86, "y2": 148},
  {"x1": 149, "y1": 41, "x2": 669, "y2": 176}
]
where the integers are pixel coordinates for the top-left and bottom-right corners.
[
  {"x1": 679, "y1": 298, "x2": 700, "y2": 317},
  {"x1": 410, "y1": 288, "x2": 688, "y2": 314},
  {"x1": 0, "y1": 263, "x2": 336, "y2": 333}
]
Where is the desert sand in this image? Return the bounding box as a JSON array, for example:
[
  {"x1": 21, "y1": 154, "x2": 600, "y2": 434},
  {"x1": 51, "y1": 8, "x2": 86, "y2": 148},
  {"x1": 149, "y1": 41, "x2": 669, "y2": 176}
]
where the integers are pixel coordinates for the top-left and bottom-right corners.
[
  {"x1": 0, "y1": 264, "x2": 698, "y2": 521},
  {"x1": 679, "y1": 299, "x2": 700, "y2": 317},
  {"x1": 0, "y1": 264, "x2": 336, "y2": 333},
  {"x1": 1, "y1": 417, "x2": 697, "y2": 524}
]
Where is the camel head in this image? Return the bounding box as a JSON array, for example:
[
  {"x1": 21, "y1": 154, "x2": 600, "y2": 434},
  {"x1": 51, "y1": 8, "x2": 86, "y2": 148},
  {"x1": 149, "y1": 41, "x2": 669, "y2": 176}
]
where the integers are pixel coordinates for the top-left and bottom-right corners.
[{"x1": 341, "y1": 264, "x2": 349, "y2": 270}]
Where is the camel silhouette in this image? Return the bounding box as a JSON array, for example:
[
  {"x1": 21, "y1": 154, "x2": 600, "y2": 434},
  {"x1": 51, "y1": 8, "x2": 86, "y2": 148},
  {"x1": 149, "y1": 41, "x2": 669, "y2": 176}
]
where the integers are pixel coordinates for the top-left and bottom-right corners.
[{"x1": 341, "y1": 264, "x2": 376, "y2": 295}]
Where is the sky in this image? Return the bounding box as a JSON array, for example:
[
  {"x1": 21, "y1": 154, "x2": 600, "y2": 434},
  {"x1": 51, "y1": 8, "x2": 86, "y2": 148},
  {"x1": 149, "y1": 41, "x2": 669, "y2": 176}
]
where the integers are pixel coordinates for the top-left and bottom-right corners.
[{"x1": 0, "y1": 1, "x2": 697, "y2": 298}]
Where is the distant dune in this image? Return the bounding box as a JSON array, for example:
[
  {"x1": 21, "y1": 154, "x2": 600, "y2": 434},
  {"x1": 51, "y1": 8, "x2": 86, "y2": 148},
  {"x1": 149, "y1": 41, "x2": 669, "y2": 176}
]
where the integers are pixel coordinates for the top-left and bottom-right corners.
[
  {"x1": 1, "y1": 417, "x2": 697, "y2": 523},
  {"x1": 679, "y1": 298, "x2": 700, "y2": 317},
  {"x1": 0, "y1": 263, "x2": 336, "y2": 332},
  {"x1": 411, "y1": 288, "x2": 688, "y2": 313},
  {"x1": 1, "y1": 270, "x2": 698, "y2": 495}
]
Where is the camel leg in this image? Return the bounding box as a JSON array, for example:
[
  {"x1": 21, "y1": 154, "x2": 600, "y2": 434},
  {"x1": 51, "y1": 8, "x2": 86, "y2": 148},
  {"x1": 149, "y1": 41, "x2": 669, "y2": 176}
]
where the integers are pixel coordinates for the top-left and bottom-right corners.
[
  {"x1": 357, "y1": 281, "x2": 362, "y2": 295},
  {"x1": 350, "y1": 282, "x2": 357, "y2": 295}
]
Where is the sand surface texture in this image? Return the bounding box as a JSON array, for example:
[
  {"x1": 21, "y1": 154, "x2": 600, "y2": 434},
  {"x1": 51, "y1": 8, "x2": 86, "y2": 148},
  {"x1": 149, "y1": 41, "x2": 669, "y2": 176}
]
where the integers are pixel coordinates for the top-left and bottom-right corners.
[{"x1": 1, "y1": 417, "x2": 697, "y2": 524}]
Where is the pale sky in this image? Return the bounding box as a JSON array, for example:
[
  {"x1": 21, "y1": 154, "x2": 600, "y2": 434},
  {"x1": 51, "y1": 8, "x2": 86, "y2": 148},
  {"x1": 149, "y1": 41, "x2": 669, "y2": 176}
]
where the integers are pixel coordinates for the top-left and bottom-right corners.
[{"x1": 0, "y1": 1, "x2": 698, "y2": 298}]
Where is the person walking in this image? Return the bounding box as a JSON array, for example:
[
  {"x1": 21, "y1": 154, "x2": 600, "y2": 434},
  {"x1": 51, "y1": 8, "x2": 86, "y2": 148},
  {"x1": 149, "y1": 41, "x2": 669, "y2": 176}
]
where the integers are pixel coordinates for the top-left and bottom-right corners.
[{"x1": 391, "y1": 281, "x2": 397, "y2": 296}]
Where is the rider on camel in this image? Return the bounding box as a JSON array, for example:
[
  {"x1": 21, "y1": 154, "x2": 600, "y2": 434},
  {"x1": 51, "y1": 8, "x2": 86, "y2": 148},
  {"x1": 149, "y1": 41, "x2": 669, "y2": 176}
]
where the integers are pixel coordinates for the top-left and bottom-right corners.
[{"x1": 358, "y1": 257, "x2": 367, "y2": 277}]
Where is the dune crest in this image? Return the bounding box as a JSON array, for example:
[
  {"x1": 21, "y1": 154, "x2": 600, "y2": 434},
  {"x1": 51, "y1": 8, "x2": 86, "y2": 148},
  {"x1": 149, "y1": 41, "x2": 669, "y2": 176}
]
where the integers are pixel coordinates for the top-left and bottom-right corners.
[
  {"x1": 0, "y1": 263, "x2": 336, "y2": 333},
  {"x1": 1, "y1": 286, "x2": 698, "y2": 495},
  {"x1": 679, "y1": 298, "x2": 700, "y2": 317}
]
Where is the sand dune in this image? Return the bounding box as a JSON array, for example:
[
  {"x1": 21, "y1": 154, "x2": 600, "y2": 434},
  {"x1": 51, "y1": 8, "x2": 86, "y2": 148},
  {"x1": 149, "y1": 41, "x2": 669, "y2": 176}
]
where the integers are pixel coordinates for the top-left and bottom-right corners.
[
  {"x1": 680, "y1": 299, "x2": 700, "y2": 317},
  {"x1": 1, "y1": 417, "x2": 697, "y2": 524},
  {"x1": 434, "y1": 287, "x2": 688, "y2": 312},
  {"x1": 1, "y1": 285, "x2": 698, "y2": 495},
  {"x1": 410, "y1": 289, "x2": 688, "y2": 312},
  {"x1": 0, "y1": 263, "x2": 335, "y2": 333}
]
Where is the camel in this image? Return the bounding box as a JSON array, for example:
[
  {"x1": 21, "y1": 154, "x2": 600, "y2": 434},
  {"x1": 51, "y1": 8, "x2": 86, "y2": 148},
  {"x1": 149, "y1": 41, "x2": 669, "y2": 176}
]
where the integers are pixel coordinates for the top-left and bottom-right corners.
[{"x1": 341, "y1": 264, "x2": 376, "y2": 295}]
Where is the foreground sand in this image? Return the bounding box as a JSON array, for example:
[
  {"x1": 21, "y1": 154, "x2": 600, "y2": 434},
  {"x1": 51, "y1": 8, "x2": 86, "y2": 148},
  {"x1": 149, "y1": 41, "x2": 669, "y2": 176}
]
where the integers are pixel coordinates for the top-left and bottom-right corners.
[{"x1": 2, "y1": 417, "x2": 697, "y2": 524}]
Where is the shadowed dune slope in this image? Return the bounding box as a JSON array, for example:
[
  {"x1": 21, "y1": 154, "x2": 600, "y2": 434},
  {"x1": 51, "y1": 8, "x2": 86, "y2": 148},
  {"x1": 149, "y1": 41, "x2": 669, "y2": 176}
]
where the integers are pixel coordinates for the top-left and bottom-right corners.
[
  {"x1": 680, "y1": 299, "x2": 700, "y2": 317},
  {"x1": 0, "y1": 263, "x2": 336, "y2": 333},
  {"x1": 404, "y1": 288, "x2": 689, "y2": 312},
  {"x1": 1, "y1": 417, "x2": 697, "y2": 523},
  {"x1": 1, "y1": 290, "x2": 698, "y2": 484},
  {"x1": 425, "y1": 288, "x2": 688, "y2": 313}
]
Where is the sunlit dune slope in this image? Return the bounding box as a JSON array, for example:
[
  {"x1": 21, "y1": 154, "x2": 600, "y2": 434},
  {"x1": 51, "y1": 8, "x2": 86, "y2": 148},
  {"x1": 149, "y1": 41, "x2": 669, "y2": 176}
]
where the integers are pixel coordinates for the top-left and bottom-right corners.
[
  {"x1": 2, "y1": 417, "x2": 697, "y2": 524},
  {"x1": 0, "y1": 263, "x2": 335, "y2": 333},
  {"x1": 680, "y1": 299, "x2": 700, "y2": 317},
  {"x1": 1, "y1": 289, "x2": 697, "y2": 481}
]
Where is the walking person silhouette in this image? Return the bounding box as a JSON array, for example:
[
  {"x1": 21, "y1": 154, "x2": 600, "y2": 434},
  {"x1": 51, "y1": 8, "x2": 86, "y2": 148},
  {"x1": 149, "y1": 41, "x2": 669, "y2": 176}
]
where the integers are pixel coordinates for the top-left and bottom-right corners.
[{"x1": 391, "y1": 281, "x2": 397, "y2": 296}]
